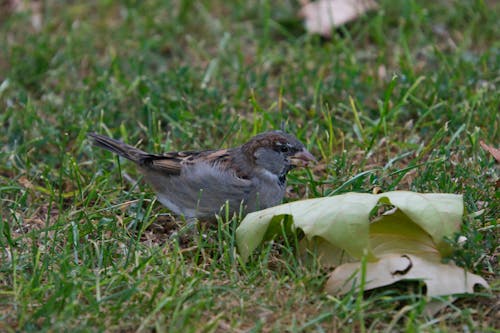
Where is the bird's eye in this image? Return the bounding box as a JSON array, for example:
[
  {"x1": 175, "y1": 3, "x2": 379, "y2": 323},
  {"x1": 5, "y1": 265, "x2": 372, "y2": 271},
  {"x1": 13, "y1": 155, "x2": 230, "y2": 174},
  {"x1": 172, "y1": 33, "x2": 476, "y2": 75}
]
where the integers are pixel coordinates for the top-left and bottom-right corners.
[{"x1": 279, "y1": 145, "x2": 290, "y2": 153}]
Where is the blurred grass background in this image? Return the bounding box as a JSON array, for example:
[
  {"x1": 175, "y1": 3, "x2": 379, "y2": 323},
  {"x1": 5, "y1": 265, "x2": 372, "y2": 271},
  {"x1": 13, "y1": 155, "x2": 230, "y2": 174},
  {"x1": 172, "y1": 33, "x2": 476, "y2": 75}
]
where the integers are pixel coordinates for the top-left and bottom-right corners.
[{"x1": 0, "y1": 0, "x2": 498, "y2": 331}]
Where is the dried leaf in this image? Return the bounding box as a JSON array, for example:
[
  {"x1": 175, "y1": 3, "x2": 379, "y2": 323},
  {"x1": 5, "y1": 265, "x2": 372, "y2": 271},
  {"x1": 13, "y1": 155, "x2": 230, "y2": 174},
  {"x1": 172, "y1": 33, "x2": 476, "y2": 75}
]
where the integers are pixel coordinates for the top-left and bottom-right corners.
[
  {"x1": 480, "y1": 140, "x2": 500, "y2": 163},
  {"x1": 236, "y1": 191, "x2": 462, "y2": 262},
  {"x1": 325, "y1": 253, "x2": 489, "y2": 297},
  {"x1": 236, "y1": 191, "x2": 490, "y2": 302},
  {"x1": 236, "y1": 194, "x2": 379, "y2": 262},
  {"x1": 300, "y1": 0, "x2": 378, "y2": 37},
  {"x1": 369, "y1": 209, "x2": 440, "y2": 257}
]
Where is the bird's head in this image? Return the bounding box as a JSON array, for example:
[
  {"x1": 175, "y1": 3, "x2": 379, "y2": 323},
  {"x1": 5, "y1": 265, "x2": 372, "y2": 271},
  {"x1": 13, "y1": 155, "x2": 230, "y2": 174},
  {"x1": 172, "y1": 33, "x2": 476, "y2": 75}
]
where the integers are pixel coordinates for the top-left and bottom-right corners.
[{"x1": 242, "y1": 131, "x2": 316, "y2": 179}]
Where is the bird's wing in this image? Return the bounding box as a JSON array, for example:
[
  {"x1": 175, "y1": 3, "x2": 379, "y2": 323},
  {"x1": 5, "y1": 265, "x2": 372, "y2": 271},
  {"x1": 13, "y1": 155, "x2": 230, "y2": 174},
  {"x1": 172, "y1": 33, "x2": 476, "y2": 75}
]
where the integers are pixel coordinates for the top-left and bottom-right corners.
[
  {"x1": 142, "y1": 149, "x2": 257, "y2": 217},
  {"x1": 143, "y1": 152, "x2": 188, "y2": 175},
  {"x1": 142, "y1": 149, "x2": 238, "y2": 176}
]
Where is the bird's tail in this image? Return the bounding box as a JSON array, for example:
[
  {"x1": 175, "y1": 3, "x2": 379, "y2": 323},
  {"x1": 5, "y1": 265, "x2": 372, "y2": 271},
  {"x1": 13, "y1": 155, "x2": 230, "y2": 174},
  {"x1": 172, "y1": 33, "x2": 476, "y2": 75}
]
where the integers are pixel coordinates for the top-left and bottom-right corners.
[{"x1": 89, "y1": 133, "x2": 148, "y2": 163}]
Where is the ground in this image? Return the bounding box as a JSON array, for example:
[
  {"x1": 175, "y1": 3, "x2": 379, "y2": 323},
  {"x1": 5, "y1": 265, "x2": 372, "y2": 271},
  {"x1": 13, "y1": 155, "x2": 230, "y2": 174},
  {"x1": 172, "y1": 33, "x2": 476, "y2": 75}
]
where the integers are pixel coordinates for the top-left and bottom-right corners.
[{"x1": 0, "y1": 0, "x2": 498, "y2": 332}]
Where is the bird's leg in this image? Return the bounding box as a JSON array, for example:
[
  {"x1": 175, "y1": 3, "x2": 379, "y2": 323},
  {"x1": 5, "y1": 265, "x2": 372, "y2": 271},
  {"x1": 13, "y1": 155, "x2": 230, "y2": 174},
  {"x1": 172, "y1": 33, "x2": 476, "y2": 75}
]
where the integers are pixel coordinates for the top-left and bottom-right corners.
[{"x1": 168, "y1": 217, "x2": 200, "y2": 243}]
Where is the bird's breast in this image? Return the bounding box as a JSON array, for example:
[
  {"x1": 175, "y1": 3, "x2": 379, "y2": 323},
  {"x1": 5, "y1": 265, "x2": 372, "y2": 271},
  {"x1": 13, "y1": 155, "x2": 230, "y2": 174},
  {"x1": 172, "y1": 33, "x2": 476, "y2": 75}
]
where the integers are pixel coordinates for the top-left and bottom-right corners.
[{"x1": 249, "y1": 169, "x2": 286, "y2": 210}]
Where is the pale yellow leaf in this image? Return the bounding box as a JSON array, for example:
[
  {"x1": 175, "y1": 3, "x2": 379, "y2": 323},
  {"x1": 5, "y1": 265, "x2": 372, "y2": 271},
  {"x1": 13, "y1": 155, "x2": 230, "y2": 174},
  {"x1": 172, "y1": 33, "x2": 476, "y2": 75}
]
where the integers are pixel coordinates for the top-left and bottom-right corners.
[
  {"x1": 378, "y1": 192, "x2": 463, "y2": 255},
  {"x1": 369, "y1": 208, "x2": 441, "y2": 258},
  {"x1": 236, "y1": 191, "x2": 462, "y2": 263},
  {"x1": 298, "y1": 236, "x2": 356, "y2": 267},
  {"x1": 236, "y1": 191, "x2": 489, "y2": 304},
  {"x1": 236, "y1": 193, "x2": 381, "y2": 262}
]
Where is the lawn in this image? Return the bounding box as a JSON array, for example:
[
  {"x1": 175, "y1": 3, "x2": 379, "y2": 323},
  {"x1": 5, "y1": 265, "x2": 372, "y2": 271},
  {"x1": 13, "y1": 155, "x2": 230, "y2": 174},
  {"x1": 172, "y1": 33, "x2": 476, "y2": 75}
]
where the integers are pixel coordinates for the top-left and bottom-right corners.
[{"x1": 0, "y1": 0, "x2": 498, "y2": 331}]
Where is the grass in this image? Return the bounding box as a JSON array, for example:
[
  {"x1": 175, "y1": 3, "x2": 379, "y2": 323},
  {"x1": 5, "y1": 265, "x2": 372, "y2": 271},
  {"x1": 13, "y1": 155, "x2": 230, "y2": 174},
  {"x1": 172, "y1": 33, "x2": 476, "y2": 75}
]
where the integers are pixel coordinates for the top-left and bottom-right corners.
[{"x1": 0, "y1": 0, "x2": 498, "y2": 331}]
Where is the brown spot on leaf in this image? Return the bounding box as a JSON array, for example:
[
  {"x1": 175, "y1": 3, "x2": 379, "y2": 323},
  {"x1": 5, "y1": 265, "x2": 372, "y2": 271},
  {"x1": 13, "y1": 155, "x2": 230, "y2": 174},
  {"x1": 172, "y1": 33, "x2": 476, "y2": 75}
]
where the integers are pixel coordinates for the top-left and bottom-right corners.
[{"x1": 391, "y1": 255, "x2": 413, "y2": 276}]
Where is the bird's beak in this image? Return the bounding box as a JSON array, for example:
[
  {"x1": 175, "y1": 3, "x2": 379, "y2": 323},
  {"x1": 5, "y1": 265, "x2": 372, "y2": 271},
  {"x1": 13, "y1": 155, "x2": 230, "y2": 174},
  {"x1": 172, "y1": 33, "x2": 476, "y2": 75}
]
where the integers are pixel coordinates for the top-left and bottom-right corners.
[{"x1": 289, "y1": 148, "x2": 316, "y2": 167}]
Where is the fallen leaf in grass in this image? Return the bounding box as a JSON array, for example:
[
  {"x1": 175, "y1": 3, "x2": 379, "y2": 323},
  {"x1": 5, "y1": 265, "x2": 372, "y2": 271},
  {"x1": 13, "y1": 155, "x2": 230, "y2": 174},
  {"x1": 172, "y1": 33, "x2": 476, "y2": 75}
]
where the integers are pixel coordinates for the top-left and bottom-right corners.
[
  {"x1": 300, "y1": 0, "x2": 378, "y2": 37},
  {"x1": 236, "y1": 193, "x2": 380, "y2": 263},
  {"x1": 325, "y1": 253, "x2": 489, "y2": 297},
  {"x1": 236, "y1": 191, "x2": 462, "y2": 262},
  {"x1": 480, "y1": 140, "x2": 500, "y2": 163},
  {"x1": 375, "y1": 192, "x2": 463, "y2": 256},
  {"x1": 369, "y1": 208, "x2": 440, "y2": 258},
  {"x1": 236, "y1": 191, "x2": 489, "y2": 302},
  {"x1": 298, "y1": 236, "x2": 356, "y2": 267}
]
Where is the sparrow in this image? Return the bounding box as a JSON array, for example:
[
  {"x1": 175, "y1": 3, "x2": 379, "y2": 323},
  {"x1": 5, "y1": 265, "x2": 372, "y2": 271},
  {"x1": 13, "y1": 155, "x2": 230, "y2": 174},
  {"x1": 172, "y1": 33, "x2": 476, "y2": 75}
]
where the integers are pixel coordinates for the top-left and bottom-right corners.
[{"x1": 89, "y1": 131, "x2": 315, "y2": 219}]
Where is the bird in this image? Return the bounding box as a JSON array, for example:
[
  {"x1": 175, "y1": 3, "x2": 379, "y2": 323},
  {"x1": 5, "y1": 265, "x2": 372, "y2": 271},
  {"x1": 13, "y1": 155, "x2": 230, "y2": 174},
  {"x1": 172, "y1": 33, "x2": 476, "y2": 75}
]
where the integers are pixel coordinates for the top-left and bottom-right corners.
[{"x1": 89, "y1": 131, "x2": 315, "y2": 220}]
